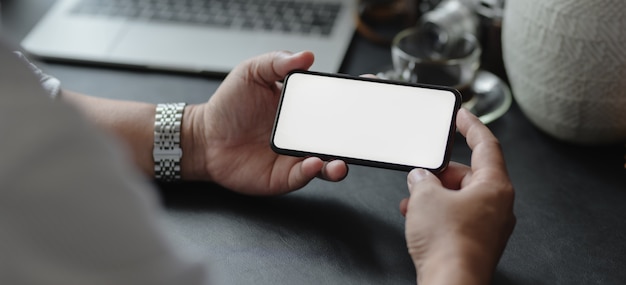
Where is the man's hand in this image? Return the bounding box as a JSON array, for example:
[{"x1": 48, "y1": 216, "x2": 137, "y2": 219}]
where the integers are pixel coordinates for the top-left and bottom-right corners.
[
  {"x1": 181, "y1": 51, "x2": 348, "y2": 195},
  {"x1": 401, "y1": 108, "x2": 516, "y2": 285}
]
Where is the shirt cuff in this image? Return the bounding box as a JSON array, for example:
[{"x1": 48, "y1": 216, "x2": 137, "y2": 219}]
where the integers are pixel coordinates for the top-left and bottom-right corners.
[{"x1": 13, "y1": 51, "x2": 62, "y2": 99}]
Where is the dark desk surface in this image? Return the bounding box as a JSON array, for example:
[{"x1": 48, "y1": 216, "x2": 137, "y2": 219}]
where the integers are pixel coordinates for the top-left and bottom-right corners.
[{"x1": 4, "y1": 1, "x2": 626, "y2": 284}]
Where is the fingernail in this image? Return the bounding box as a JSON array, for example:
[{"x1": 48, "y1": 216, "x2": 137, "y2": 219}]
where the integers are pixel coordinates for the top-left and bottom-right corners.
[
  {"x1": 277, "y1": 51, "x2": 303, "y2": 65},
  {"x1": 407, "y1": 169, "x2": 429, "y2": 186},
  {"x1": 285, "y1": 51, "x2": 302, "y2": 58}
]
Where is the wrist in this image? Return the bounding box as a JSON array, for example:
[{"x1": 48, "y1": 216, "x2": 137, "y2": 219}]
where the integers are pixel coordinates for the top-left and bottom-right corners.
[
  {"x1": 179, "y1": 103, "x2": 211, "y2": 181},
  {"x1": 414, "y1": 240, "x2": 496, "y2": 285}
]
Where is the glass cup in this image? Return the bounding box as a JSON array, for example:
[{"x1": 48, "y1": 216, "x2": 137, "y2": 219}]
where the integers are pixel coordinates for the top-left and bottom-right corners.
[{"x1": 390, "y1": 26, "x2": 481, "y2": 102}]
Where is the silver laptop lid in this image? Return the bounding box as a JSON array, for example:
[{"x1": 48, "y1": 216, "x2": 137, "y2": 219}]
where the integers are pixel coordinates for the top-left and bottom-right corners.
[{"x1": 21, "y1": 0, "x2": 356, "y2": 74}]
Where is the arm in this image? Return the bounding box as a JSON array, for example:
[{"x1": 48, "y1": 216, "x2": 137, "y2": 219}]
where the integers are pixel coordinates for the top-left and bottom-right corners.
[
  {"x1": 60, "y1": 51, "x2": 348, "y2": 195},
  {"x1": 61, "y1": 91, "x2": 157, "y2": 176},
  {"x1": 400, "y1": 108, "x2": 516, "y2": 284}
]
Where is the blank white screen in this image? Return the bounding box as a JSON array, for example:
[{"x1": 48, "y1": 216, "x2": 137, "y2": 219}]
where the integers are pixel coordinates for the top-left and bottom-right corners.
[{"x1": 273, "y1": 72, "x2": 457, "y2": 169}]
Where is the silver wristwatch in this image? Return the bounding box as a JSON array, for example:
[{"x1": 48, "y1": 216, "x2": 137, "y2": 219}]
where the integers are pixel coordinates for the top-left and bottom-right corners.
[{"x1": 153, "y1": 102, "x2": 186, "y2": 181}]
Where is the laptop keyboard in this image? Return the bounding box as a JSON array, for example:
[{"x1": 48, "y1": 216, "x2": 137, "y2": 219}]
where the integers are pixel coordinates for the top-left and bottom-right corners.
[{"x1": 70, "y1": 0, "x2": 343, "y2": 36}]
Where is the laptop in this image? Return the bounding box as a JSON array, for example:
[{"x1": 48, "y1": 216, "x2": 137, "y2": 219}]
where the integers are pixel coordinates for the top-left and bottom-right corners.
[{"x1": 21, "y1": 0, "x2": 357, "y2": 75}]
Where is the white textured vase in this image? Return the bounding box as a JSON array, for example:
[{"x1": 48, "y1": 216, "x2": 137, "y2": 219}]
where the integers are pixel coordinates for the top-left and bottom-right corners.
[{"x1": 502, "y1": 0, "x2": 626, "y2": 144}]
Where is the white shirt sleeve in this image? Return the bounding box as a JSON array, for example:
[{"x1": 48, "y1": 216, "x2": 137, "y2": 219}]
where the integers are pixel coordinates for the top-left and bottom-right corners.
[
  {"x1": 13, "y1": 51, "x2": 62, "y2": 99},
  {"x1": 0, "y1": 43, "x2": 211, "y2": 285}
]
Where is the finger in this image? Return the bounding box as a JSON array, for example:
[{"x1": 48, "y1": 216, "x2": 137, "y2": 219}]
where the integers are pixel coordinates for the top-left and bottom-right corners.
[
  {"x1": 456, "y1": 108, "x2": 507, "y2": 173},
  {"x1": 287, "y1": 156, "x2": 325, "y2": 190},
  {"x1": 359, "y1": 74, "x2": 378, "y2": 79},
  {"x1": 437, "y1": 162, "x2": 471, "y2": 190},
  {"x1": 407, "y1": 168, "x2": 443, "y2": 194},
  {"x1": 286, "y1": 157, "x2": 347, "y2": 190},
  {"x1": 247, "y1": 51, "x2": 315, "y2": 85},
  {"x1": 318, "y1": 159, "x2": 349, "y2": 182},
  {"x1": 399, "y1": 198, "x2": 409, "y2": 216}
]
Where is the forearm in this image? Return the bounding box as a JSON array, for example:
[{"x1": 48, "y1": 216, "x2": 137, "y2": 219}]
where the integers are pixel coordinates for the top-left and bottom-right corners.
[
  {"x1": 61, "y1": 90, "x2": 207, "y2": 180},
  {"x1": 61, "y1": 90, "x2": 156, "y2": 176}
]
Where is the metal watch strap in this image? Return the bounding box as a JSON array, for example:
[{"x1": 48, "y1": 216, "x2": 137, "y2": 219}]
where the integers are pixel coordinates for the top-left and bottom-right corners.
[{"x1": 153, "y1": 102, "x2": 186, "y2": 181}]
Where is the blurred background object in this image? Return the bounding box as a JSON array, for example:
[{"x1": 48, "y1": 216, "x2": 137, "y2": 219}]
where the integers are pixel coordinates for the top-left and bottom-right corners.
[
  {"x1": 372, "y1": 0, "x2": 511, "y2": 124},
  {"x1": 357, "y1": 0, "x2": 506, "y2": 79},
  {"x1": 356, "y1": 0, "x2": 420, "y2": 45},
  {"x1": 419, "y1": 0, "x2": 478, "y2": 57},
  {"x1": 421, "y1": 0, "x2": 505, "y2": 78},
  {"x1": 502, "y1": 0, "x2": 626, "y2": 144},
  {"x1": 389, "y1": 27, "x2": 481, "y2": 102},
  {"x1": 20, "y1": 0, "x2": 356, "y2": 74}
]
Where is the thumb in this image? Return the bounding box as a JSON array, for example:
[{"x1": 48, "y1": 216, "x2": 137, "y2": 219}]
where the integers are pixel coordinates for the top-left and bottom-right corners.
[
  {"x1": 407, "y1": 168, "x2": 442, "y2": 194},
  {"x1": 247, "y1": 51, "x2": 315, "y2": 84}
]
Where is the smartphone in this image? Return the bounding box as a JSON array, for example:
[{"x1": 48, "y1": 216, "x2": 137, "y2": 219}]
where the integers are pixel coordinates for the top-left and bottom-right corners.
[{"x1": 271, "y1": 70, "x2": 461, "y2": 173}]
